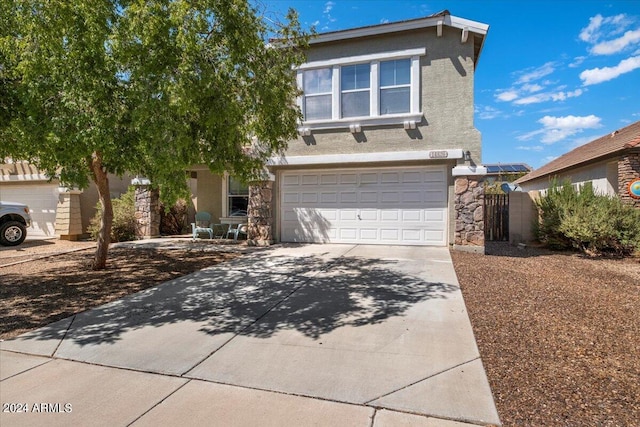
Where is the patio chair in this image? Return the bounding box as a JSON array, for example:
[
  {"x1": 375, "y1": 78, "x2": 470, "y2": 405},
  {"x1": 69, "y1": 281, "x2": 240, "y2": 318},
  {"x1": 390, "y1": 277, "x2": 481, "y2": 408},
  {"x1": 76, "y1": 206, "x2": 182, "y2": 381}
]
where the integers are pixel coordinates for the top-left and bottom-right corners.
[
  {"x1": 226, "y1": 223, "x2": 248, "y2": 241},
  {"x1": 191, "y1": 212, "x2": 214, "y2": 240}
]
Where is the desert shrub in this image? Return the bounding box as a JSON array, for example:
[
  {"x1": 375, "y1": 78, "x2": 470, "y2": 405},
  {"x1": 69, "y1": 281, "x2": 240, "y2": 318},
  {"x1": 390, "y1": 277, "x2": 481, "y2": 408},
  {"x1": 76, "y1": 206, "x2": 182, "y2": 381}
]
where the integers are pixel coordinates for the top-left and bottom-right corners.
[
  {"x1": 160, "y1": 199, "x2": 189, "y2": 235},
  {"x1": 89, "y1": 187, "x2": 137, "y2": 242},
  {"x1": 535, "y1": 180, "x2": 640, "y2": 255}
]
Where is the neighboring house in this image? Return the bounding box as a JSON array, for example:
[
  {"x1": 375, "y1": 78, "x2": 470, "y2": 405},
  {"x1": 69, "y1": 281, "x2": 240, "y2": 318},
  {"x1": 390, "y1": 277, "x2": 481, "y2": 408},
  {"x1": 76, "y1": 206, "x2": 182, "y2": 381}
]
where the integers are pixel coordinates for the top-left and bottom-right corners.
[
  {"x1": 191, "y1": 10, "x2": 490, "y2": 250},
  {"x1": 0, "y1": 160, "x2": 131, "y2": 239},
  {"x1": 516, "y1": 120, "x2": 640, "y2": 208}
]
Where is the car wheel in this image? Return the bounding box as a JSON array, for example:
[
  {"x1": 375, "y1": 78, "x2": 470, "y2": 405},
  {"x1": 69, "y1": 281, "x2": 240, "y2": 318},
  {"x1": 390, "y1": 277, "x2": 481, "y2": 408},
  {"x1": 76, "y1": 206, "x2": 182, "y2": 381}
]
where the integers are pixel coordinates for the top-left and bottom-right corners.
[{"x1": 0, "y1": 221, "x2": 27, "y2": 246}]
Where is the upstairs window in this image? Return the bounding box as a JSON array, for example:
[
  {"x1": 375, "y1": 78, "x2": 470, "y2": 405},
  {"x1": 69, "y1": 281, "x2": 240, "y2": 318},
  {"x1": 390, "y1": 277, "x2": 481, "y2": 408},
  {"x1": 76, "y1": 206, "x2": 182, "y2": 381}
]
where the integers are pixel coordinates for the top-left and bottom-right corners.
[
  {"x1": 341, "y1": 64, "x2": 370, "y2": 118},
  {"x1": 298, "y1": 48, "x2": 423, "y2": 126},
  {"x1": 303, "y1": 68, "x2": 332, "y2": 120},
  {"x1": 380, "y1": 59, "x2": 411, "y2": 114}
]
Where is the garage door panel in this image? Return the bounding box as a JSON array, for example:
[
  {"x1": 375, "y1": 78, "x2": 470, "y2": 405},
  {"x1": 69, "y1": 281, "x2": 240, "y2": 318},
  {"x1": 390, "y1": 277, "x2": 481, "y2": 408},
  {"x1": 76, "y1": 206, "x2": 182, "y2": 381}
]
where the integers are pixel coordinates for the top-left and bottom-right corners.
[
  {"x1": 359, "y1": 229, "x2": 378, "y2": 240},
  {"x1": 0, "y1": 184, "x2": 59, "y2": 237},
  {"x1": 340, "y1": 174, "x2": 357, "y2": 184},
  {"x1": 339, "y1": 210, "x2": 357, "y2": 221},
  {"x1": 380, "y1": 192, "x2": 399, "y2": 203},
  {"x1": 360, "y1": 173, "x2": 378, "y2": 184},
  {"x1": 402, "y1": 210, "x2": 421, "y2": 221},
  {"x1": 402, "y1": 191, "x2": 423, "y2": 203},
  {"x1": 359, "y1": 191, "x2": 378, "y2": 203},
  {"x1": 402, "y1": 171, "x2": 422, "y2": 183},
  {"x1": 320, "y1": 174, "x2": 337, "y2": 185},
  {"x1": 359, "y1": 210, "x2": 378, "y2": 221},
  {"x1": 301, "y1": 192, "x2": 318, "y2": 203},
  {"x1": 381, "y1": 210, "x2": 400, "y2": 221},
  {"x1": 280, "y1": 167, "x2": 448, "y2": 246},
  {"x1": 340, "y1": 192, "x2": 357, "y2": 203}
]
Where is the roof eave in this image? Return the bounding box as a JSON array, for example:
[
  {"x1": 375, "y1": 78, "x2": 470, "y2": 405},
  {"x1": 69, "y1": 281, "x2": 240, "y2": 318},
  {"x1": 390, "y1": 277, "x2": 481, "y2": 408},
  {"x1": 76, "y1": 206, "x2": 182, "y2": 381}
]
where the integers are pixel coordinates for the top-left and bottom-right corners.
[{"x1": 309, "y1": 13, "x2": 489, "y2": 63}]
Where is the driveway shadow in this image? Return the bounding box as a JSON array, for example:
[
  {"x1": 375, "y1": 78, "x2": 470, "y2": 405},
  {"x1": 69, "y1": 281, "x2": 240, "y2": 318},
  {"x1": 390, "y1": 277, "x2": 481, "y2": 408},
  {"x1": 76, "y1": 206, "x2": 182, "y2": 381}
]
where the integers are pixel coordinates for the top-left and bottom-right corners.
[{"x1": 8, "y1": 248, "x2": 458, "y2": 348}]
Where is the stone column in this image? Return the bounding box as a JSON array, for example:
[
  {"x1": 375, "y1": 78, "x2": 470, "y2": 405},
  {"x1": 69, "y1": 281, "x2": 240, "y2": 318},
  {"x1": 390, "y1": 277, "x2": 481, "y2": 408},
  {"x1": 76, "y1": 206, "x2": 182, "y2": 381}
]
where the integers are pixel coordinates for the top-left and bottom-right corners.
[
  {"x1": 247, "y1": 180, "x2": 274, "y2": 246},
  {"x1": 55, "y1": 189, "x2": 84, "y2": 240},
  {"x1": 133, "y1": 184, "x2": 160, "y2": 239},
  {"x1": 452, "y1": 165, "x2": 487, "y2": 254},
  {"x1": 618, "y1": 149, "x2": 640, "y2": 208}
]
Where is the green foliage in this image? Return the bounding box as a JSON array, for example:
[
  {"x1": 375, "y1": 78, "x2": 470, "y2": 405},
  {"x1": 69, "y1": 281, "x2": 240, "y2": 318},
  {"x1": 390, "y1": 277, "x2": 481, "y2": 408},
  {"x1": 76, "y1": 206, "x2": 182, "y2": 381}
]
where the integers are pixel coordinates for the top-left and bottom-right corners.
[
  {"x1": 1, "y1": 0, "x2": 309, "y2": 197},
  {"x1": 535, "y1": 180, "x2": 640, "y2": 256},
  {"x1": 89, "y1": 187, "x2": 137, "y2": 242},
  {"x1": 1, "y1": 0, "x2": 309, "y2": 266}
]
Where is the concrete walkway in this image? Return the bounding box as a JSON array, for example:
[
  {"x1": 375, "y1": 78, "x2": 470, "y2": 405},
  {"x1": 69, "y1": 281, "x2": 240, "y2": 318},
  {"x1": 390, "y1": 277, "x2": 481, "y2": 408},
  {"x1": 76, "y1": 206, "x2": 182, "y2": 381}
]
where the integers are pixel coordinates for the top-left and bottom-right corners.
[{"x1": 1, "y1": 243, "x2": 500, "y2": 427}]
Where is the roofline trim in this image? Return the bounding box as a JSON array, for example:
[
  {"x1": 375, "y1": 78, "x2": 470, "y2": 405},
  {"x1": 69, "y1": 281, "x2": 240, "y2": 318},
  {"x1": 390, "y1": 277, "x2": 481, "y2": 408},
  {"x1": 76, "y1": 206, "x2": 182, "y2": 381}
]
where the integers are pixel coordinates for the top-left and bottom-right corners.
[{"x1": 309, "y1": 14, "x2": 489, "y2": 45}]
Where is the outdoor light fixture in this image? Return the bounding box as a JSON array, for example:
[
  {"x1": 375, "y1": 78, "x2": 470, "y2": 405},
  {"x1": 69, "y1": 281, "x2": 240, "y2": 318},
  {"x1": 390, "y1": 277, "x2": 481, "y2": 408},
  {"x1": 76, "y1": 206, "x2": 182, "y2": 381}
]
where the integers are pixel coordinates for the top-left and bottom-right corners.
[{"x1": 464, "y1": 150, "x2": 472, "y2": 161}]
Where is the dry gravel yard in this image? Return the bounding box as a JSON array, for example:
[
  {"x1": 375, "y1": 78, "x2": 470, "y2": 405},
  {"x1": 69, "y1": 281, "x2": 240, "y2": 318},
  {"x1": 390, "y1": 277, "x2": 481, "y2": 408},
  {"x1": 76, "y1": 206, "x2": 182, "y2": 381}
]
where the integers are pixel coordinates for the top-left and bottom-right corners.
[
  {"x1": 452, "y1": 242, "x2": 640, "y2": 426},
  {"x1": 2, "y1": 239, "x2": 639, "y2": 425},
  {"x1": 0, "y1": 239, "x2": 240, "y2": 339}
]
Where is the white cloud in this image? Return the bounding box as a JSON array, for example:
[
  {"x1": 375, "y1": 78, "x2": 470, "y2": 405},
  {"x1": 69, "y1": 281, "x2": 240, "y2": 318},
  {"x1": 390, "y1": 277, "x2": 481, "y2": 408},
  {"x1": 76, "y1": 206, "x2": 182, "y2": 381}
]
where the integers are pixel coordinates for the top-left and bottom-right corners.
[
  {"x1": 513, "y1": 89, "x2": 583, "y2": 105},
  {"x1": 569, "y1": 56, "x2": 586, "y2": 68},
  {"x1": 323, "y1": 1, "x2": 334, "y2": 14},
  {"x1": 516, "y1": 145, "x2": 544, "y2": 152},
  {"x1": 579, "y1": 14, "x2": 604, "y2": 43},
  {"x1": 522, "y1": 83, "x2": 543, "y2": 93},
  {"x1": 591, "y1": 29, "x2": 640, "y2": 55},
  {"x1": 477, "y1": 105, "x2": 502, "y2": 120},
  {"x1": 518, "y1": 115, "x2": 602, "y2": 144},
  {"x1": 579, "y1": 14, "x2": 629, "y2": 43},
  {"x1": 516, "y1": 62, "x2": 556, "y2": 84},
  {"x1": 580, "y1": 55, "x2": 640, "y2": 85},
  {"x1": 543, "y1": 155, "x2": 559, "y2": 163},
  {"x1": 496, "y1": 90, "x2": 518, "y2": 102},
  {"x1": 311, "y1": 20, "x2": 320, "y2": 27},
  {"x1": 537, "y1": 114, "x2": 602, "y2": 143},
  {"x1": 380, "y1": 18, "x2": 389, "y2": 24}
]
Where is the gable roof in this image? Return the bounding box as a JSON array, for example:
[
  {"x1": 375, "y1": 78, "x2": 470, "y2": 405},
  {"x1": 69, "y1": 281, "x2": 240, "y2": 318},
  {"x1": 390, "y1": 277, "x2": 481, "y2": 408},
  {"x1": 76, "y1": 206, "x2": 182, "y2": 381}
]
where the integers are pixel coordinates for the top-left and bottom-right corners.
[
  {"x1": 517, "y1": 120, "x2": 640, "y2": 184},
  {"x1": 308, "y1": 10, "x2": 489, "y2": 66}
]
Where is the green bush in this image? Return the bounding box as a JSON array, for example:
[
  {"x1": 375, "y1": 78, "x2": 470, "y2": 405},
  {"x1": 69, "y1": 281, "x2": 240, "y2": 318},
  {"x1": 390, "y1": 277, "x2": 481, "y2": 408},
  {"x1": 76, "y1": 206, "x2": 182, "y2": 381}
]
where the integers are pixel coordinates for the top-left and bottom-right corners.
[
  {"x1": 535, "y1": 180, "x2": 640, "y2": 256},
  {"x1": 89, "y1": 187, "x2": 138, "y2": 242}
]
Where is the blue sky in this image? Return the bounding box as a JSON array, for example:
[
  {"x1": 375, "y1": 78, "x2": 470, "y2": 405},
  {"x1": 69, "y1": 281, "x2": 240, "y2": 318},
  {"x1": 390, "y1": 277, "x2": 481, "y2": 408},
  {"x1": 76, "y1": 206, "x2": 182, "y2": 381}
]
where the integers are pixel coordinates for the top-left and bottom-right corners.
[{"x1": 260, "y1": 0, "x2": 640, "y2": 168}]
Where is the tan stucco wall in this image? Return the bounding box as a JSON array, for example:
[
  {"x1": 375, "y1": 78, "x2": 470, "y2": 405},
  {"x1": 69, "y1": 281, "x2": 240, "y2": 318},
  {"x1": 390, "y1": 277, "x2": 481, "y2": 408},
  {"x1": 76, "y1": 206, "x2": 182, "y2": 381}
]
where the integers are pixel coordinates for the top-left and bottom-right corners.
[
  {"x1": 284, "y1": 26, "x2": 481, "y2": 162},
  {"x1": 192, "y1": 169, "x2": 224, "y2": 221}
]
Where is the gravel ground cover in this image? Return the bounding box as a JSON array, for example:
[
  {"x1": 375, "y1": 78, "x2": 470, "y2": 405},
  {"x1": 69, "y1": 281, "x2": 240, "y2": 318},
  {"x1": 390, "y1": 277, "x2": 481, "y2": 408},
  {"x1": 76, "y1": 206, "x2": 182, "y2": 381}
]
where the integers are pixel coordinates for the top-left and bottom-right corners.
[
  {"x1": 0, "y1": 240, "x2": 240, "y2": 339},
  {"x1": 451, "y1": 242, "x2": 640, "y2": 426}
]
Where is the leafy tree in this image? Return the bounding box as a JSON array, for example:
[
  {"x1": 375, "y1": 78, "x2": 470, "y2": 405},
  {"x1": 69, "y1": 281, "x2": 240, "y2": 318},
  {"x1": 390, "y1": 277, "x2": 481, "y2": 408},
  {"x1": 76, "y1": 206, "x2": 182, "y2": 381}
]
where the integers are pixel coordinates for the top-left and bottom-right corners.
[{"x1": 0, "y1": 0, "x2": 308, "y2": 268}]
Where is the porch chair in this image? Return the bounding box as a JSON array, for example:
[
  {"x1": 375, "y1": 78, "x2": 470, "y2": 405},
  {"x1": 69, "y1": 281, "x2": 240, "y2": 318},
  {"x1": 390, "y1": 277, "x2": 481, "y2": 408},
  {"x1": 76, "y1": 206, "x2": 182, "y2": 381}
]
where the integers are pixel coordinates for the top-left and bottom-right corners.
[
  {"x1": 226, "y1": 223, "x2": 248, "y2": 241},
  {"x1": 191, "y1": 212, "x2": 214, "y2": 240}
]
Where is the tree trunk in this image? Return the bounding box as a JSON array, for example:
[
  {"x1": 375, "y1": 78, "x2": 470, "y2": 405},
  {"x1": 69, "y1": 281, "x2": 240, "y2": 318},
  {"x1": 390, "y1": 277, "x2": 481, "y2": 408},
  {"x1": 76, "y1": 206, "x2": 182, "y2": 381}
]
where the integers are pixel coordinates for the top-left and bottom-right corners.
[{"x1": 90, "y1": 151, "x2": 112, "y2": 270}]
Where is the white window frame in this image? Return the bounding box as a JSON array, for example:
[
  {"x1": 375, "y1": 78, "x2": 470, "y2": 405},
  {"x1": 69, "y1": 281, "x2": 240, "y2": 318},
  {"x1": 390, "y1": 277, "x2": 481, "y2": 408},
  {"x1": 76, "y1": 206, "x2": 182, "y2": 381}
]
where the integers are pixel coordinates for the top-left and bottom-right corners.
[
  {"x1": 223, "y1": 174, "x2": 249, "y2": 218},
  {"x1": 301, "y1": 68, "x2": 333, "y2": 121},
  {"x1": 340, "y1": 63, "x2": 371, "y2": 118},
  {"x1": 297, "y1": 48, "x2": 424, "y2": 130},
  {"x1": 379, "y1": 58, "x2": 412, "y2": 115}
]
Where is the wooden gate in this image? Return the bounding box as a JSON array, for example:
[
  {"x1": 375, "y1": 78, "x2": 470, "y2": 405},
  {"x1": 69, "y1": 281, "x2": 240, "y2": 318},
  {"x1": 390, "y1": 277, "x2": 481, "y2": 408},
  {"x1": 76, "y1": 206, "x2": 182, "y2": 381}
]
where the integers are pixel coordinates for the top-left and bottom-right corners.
[{"x1": 484, "y1": 194, "x2": 509, "y2": 241}]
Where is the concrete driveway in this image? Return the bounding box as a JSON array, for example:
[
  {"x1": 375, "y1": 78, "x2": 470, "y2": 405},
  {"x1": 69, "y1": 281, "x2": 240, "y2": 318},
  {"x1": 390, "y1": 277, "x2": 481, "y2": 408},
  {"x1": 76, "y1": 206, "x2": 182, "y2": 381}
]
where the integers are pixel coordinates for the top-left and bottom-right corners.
[{"x1": 1, "y1": 243, "x2": 500, "y2": 426}]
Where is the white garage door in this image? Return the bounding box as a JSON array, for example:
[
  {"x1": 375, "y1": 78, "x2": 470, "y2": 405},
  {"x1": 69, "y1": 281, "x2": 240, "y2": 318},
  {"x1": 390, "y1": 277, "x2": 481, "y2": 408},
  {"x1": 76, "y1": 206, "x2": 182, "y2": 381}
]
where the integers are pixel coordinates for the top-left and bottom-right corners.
[
  {"x1": 280, "y1": 166, "x2": 448, "y2": 246},
  {"x1": 0, "y1": 184, "x2": 59, "y2": 237}
]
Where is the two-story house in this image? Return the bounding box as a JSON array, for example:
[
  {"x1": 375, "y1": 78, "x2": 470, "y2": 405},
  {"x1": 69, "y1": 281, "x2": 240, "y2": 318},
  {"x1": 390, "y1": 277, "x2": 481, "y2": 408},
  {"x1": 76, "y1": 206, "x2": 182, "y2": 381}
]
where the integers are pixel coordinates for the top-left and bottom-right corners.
[{"x1": 189, "y1": 10, "x2": 489, "y2": 251}]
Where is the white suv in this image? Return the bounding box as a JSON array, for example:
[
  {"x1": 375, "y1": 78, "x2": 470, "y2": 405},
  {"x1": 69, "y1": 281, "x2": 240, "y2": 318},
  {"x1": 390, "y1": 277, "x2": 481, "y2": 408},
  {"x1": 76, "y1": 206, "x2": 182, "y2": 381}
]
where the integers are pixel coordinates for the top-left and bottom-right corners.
[{"x1": 0, "y1": 201, "x2": 32, "y2": 246}]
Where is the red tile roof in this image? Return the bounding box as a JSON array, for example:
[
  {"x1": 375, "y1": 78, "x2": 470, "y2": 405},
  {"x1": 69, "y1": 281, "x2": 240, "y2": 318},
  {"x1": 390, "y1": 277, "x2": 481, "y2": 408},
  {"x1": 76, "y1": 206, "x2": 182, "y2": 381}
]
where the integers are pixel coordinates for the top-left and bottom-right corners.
[{"x1": 517, "y1": 120, "x2": 640, "y2": 183}]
